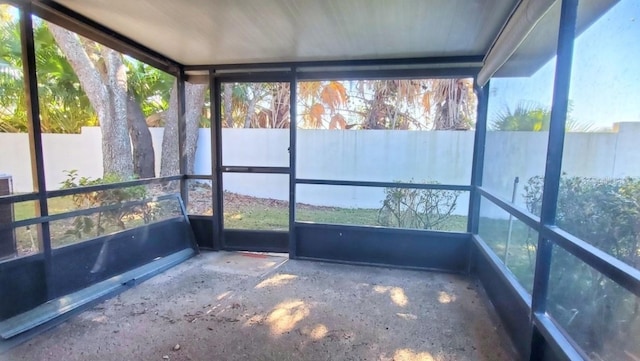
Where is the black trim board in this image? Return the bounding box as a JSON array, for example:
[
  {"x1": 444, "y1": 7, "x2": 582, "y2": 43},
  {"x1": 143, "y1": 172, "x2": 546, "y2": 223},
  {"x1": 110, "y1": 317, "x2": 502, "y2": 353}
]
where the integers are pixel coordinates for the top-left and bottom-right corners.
[
  {"x1": 223, "y1": 229, "x2": 288, "y2": 253},
  {"x1": 0, "y1": 254, "x2": 47, "y2": 321},
  {"x1": 295, "y1": 223, "x2": 470, "y2": 272},
  {"x1": 188, "y1": 215, "x2": 217, "y2": 250},
  {"x1": 49, "y1": 217, "x2": 193, "y2": 297},
  {"x1": 184, "y1": 55, "x2": 484, "y2": 71}
]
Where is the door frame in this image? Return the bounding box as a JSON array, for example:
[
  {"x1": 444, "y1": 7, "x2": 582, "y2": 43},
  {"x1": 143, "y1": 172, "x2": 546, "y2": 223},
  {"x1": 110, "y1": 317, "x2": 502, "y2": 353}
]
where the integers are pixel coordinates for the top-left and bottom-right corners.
[{"x1": 212, "y1": 74, "x2": 295, "y2": 254}]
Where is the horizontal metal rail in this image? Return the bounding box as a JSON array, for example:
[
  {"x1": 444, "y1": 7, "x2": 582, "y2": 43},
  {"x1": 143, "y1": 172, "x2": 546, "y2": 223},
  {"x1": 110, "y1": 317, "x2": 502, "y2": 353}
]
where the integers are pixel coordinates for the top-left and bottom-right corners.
[
  {"x1": 46, "y1": 175, "x2": 182, "y2": 198},
  {"x1": 296, "y1": 178, "x2": 471, "y2": 191},
  {"x1": 296, "y1": 221, "x2": 470, "y2": 237},
  {"x1": 297, "y1": 67, "x2": 480, "y2": 81},
  {"x1": 477, "y1": 186, "x2": 541, "y2": 230},
  {"x1": 0, "y1": 194, "x2": 179, "y2": 233},
  {"x1": 184, "y1": 175, "x2": 213, "y2": 180},
  {"x1": 184, "y1": 55, "x2": 484, "y2": 72},
  {"x1": 213, "y1": 72, "x2": 293, "y2": 83},
  {"x1": 222, "y1": 166, "x2": 290, "y2": 174},
  {"x1": 0, "y1": 192, "x2": 40, "y2": 205}
]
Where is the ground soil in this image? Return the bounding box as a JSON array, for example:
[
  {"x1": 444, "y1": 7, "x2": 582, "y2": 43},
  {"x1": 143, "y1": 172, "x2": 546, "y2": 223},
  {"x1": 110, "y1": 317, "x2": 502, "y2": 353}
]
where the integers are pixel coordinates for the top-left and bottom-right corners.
[
  {"x1": 4, "y1": 252, "x2": 517, "y2": 361},
  {"x1": 187, "y1": 182, "x2": 342, "y2": 216}
]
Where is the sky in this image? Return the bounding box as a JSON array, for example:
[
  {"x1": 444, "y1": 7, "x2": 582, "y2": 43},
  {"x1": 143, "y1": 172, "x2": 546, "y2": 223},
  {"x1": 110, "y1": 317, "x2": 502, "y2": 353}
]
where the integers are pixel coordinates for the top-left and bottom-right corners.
[{"x1": 488, "y1": 0, "x2": 640, "y2": 130}]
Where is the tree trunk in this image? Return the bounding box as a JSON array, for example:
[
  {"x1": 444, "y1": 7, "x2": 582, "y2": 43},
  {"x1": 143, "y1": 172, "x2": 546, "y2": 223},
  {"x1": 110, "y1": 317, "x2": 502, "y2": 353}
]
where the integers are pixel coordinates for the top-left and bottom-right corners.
[
  {"x1": 244, "y1": 85, "x2": 258, "y2": 128},
  {"x1": 160, "y1": 81, "x2": 208, "y2": 176},
  {"x1": 48, "y1": 24, "x2": 133, "y2": 178},
  {"x1": 102, "y1": 47, "x2": 134, "y2": 177},
  {"x1": 433, "y1": 79, "x2": 470, "y2": 130},
  {"x1": 223, "y1": 83, "x2": 233, "y2": 127},
  {"x1": 160, "y1": 84, "x2": 179, "y2": 176},
  {"x1": 185, "y1": 83, "x2": 208, "y2": 172},
  {"x1": 127, "y1": 95, "x2": 155, "y2": 178}
]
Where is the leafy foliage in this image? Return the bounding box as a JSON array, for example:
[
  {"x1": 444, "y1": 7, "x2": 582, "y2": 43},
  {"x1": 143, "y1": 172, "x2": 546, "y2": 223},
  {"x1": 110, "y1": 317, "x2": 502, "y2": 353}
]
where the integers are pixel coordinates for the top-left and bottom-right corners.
[
  {"x1": 300, "y1": 79, "x2": 476, "y2": 130},
  {"x1": 524, "y1": 175, "x2": 640, "y2": 268},
  {"x1": 490, "y1": 102, "x2": 597, "y2": 132},
  {"x1": 523, "y1": 175, "x2": 640, "y2": 357},
  {"x1": 377, "y1": 180, "x2": 460, "y2": 230},
  {"x1": 0, "y1": 7, "x2": 173, "y2": 133},
  {"x1": 490, "y1": 102, "x2": 550, "y2": 131},
  {"x1": 125, "y1": 59, "x2": 174, "y2": 119},
  {"x1": 0, "y1": 10, "x2": 98, "y2": 133},
  {"x1": 60, "y1": 170, "x2": 154, "y2": 239}
]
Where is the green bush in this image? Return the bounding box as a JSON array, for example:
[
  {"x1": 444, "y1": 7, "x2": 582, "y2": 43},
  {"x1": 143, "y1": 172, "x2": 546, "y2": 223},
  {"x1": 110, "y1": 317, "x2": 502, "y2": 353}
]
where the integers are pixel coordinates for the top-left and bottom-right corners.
[
  {"x1": 377, "y1": 180, "x2": 460, "y2": 230},
  {"x1": 60, "y1": 170, "x2": 151, "y2": 239},
  {"x1": 524, "y1": 175, "x2": 640, "y2": 267},
  {"x1": 523, "y1": 175, "x2": 640, "y2": 357}
]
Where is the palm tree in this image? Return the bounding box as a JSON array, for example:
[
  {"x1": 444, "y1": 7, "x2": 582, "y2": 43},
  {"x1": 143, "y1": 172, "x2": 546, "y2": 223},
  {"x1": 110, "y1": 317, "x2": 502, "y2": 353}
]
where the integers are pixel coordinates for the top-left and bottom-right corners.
[
  {"x1": 0, "y1": 9, "x2": 97, "y2": 134},
  {"x1": 296, "y1": 79, "x2": 475, "y2": 130},
  {"x1": 490, "y1": 102, "x2": 596, "y2": 132},
  {"x1": 490, "y1": 102, "x2": 551, "y2": 131}
]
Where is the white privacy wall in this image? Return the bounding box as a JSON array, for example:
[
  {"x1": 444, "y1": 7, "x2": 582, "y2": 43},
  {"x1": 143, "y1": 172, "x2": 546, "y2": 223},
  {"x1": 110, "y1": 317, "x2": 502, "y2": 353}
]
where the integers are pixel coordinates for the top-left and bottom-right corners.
[{"x1": 1, "y1": 123, "x2": 639, "y2": 217}]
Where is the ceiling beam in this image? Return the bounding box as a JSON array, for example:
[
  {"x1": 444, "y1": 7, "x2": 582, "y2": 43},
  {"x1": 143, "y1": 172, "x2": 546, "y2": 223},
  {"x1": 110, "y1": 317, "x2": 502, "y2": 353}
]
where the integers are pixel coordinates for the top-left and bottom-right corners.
[{"x1": 184, "y1": 55, "x2": 484, "y2": 72}]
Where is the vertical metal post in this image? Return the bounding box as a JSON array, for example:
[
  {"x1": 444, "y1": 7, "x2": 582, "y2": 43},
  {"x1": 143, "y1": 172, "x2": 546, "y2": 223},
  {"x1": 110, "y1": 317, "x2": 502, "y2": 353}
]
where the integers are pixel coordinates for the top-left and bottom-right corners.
[
  {"x1": 211, "y1": 75, "x2": 224, "y2": 248},
  {"x1": 19, "y1": 3, "x2": 54, "y2": 299},
  {"x1": 177, "y1": 68, "x2": 188, "y2": 204},
  {"x1": 530, "y1": 0, "x2": 578, "y2": 359},
  {"x1": 531, "y1": 0, "x2": 578, "y2": 314},
  {"x1": 288, "y1": 69, "x2": 298, "y2": 258},
  {"x1": 504, "y1": 176, "x2": 520, "y2": 266},
  {"x1": 467, "y1": 80, "x2": 489, "y2": 235}
]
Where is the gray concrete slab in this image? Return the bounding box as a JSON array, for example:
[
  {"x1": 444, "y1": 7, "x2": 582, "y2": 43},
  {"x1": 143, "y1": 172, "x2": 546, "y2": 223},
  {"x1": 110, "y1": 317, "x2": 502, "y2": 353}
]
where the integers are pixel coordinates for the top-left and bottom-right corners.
[{"x1": 4, "y1": 252, "x2": 516, "y2": 361}]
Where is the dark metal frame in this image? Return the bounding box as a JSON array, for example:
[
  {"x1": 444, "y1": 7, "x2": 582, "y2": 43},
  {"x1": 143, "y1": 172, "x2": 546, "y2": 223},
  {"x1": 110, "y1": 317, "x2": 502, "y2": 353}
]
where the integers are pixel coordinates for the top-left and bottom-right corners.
[
  {"x1": 467, "y1": 80, "x2": 489, "y2": 235},
  {"x1": 211, "y1": 76, "x2": 292, "y2": 252},
  {"x1": 288, "y1": 69, "x2": 298, "y2": 258},
  {"x1": 17, "y1": 1, "x2": 53, "y2": 299},
  {"x1": 470, "y1": 0, "x2": 640, "y2": 360},
  {"x1": 183, "y1": 56, "x2": 484, "y2": 72},
  {"x1": 2, "y1": 1, "x2": 639, "y2": 360}
]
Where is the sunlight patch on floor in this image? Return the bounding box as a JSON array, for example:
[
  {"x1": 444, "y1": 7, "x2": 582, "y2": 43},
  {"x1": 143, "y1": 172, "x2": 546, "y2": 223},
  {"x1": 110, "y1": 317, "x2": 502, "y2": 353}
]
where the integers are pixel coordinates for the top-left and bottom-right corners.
[
  {"x1": 309, "y1": 324, "x2": 329, "y2": 339},
  {"x1": 256, "y1": 274, "x2": 298, "y2": 289},
  {"x1": 266, "y1": 300, "x2": 310, "y2": 336},
  {"x1": 396, "y1": 312, "x2": 418, "y2": 320},
  {"x1": 373, "y1": 285, "x2": 409, "y2": 307},
  {"x1": 392, "y1": 348, "x2": 436, "y2": 361},
  {"x1": 438, "y1": 291, "x2": 456, "y2": 304},
  {"x1": 216, "y1": 291, "x2": 232, "y2": 301}
]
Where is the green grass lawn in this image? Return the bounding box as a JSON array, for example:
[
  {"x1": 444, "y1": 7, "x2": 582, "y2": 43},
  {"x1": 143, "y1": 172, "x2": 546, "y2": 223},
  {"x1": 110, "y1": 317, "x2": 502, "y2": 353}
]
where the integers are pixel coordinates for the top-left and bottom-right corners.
[
  {"x1": 12, "y1": 197, "x2": 74, "y2": 221},
  {"x1": 223, "y1": 202, "x2": 469, "y2": 233}
]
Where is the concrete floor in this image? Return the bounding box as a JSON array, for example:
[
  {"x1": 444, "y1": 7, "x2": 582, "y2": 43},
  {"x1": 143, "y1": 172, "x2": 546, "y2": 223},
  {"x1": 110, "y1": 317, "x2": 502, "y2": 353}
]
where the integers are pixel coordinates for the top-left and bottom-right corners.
[{"x1": 4, "y1": 252, "x2": 516, "y2": 361}]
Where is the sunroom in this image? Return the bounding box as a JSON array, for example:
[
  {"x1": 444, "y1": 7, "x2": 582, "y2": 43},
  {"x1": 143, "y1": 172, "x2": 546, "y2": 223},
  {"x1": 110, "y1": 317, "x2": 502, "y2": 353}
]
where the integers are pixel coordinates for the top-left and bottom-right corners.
[{"x1": 0, "y1": 0, "x2": 638, "y2": 360}]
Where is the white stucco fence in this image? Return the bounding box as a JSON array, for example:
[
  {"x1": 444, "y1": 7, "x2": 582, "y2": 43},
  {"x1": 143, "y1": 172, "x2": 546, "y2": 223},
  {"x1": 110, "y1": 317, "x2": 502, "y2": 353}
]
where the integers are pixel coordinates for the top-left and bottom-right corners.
[{"x1": 2, "y1": 122, "x2": 639, "y2": 218}]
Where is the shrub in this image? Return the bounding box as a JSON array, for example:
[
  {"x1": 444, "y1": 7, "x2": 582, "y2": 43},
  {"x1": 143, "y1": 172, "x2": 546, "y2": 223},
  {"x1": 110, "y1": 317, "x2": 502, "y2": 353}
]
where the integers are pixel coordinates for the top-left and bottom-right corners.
[
  {"x1": 523, "y1": 175, "x2": 640, "y2": 357},
  {"x1": 377, "y1": 180, "x2": 460, "y2": 230},
  {"x1": 60, "y1": 170, "x2": 152, "y2": 239}
]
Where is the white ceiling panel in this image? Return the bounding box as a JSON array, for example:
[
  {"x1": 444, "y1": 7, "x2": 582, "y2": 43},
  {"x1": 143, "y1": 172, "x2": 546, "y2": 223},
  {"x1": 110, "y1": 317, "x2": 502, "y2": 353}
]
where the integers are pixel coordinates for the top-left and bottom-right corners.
[{"x1": 52, "y1": 0, "x2": 519, "y2": 66}]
